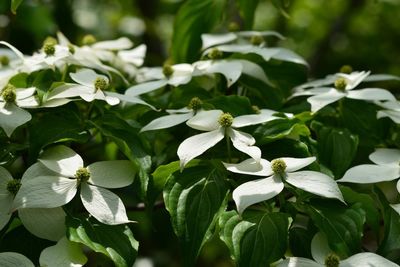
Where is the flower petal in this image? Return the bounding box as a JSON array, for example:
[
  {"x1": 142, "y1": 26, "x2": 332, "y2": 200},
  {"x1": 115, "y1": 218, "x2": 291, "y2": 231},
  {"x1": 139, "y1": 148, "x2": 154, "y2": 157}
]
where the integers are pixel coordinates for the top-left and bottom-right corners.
[
  {"x1": 168, "y1": 64, "x2": 194, "y2": 86},
  {"x1": 232, "y1": 109, "x2": 278, "y2": 128},
  {"x1": 39, "y1": 145, "x2": 83, "y2": 177},
  {"x1": 285, "y1": 171, "x2": 345, "y2": 203},
  {"x1": 337, "y1": 71, "x2": 370, "y2": 90},
  {"x1": 340, "y1": 252, "x2": 400, "y2": 267},
  {"x1": 390, "y1": 203, "x2": 400, "y2": 216},
  {"x1": 70, "y1": 68, "x2": 108, "y2": 87},
  {"x1": 21, "y1": 162, "x2": 60, "y2": 182},
  {"x1": 281, "y1": 157, "x2": 316, "y2": 172},
  {"x1": 87, "y1": 160, "x2": 135, "y2": 188},
  {"x1": 311, "y1": 232, "x2": 332, "y2": 264},
  {"x1": 276, "y1": 257, "x2": 322, "y2": 267},
  {"x1": 377, "y1": 110, "x2": 400, "y2": 124},
  {"x1": 117, "y1": 44, "x2": 147, "y2": 66},
  {"x1": 194, "y1": 60, "x2": 242, "y2": 87},
  {"x1": 125, "y1": 80, "x2": 168, "y2": 97},
  {"x1": 141, "y1": 112, "x2": 193, "y2": 132},
  {"x1": 347, "y1": 88, "x2": 396, "y2": 102},
  {"x1": 92, "y1": 37, "x2": 133, "y2": 50},
  {"x1": 369, "y1": 148, "x2": 400, "y2": 165},
  {"x1": 39, "y1": 236, "x2": 88, "y2": 267},
  {"x1": 0, "y1": 167, "x2": 13, "y2": 213},
  {"x1": 338, "y1": 164, "x2": 399, "y2": 183},
  {"x1": 80, "y1": 183, "x2": 132, "y2": 225},
  {"x1": 223, "y1": 158, "x2": 273, "y2": 177},
  {"x1": 233, "y1": 175, "x2": 284, "y2": 214},
  {"x1": 15, "y1": 87, "x2": 36, "y2": 100},
  {"x1": 0, "y1": 103, "x2": 31, "y2": 137},
  {"x1": 19, "y1": 207, "x2": 66, "y2": 241},
  {"x1": 107, "y1": 92, "x2": 156, "y2": 109},
  {"x1": 12, "y1": 176, "x2": 77, "y2": 210},
  {"x1": 186, "y1": 110, "x2": 222, "y2": 131},
  {"x1": 177, "y1": 128, "x2": 224, "y2": 169},
  {"x1": 238, "y1": 59, "x2": 272, "y2": 85},
  {"x1": 201, "y1": 33, "x2": 237, "y2": 50},
  {"x1": 0, "y1": 252, "x2": 34, "y2": 267},
  {"x1": 307, "y1": 89, "x2": 346, "y2": 113},
  {"x1": 228, "y1": 129, "x2": 261, "y2": 162},
  {"x1": 291, "y1": 87, "x2": 333, "y2": 98},
  {"x1": 47, "y1": 84, "x2": 94, "y2": 100}
]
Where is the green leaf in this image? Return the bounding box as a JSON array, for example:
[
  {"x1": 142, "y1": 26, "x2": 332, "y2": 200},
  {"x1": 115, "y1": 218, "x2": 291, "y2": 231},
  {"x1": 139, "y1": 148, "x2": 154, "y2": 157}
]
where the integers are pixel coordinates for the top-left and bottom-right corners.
[
  {"x1": 306, "y1": 200, "x2": 366, "y2": 258},
  {"x1": 271, "y1": 0, "x2": 291, "y2": 18},
  {"x1": 289, "y1": 227, "x2": 313, "y2": 258},
  {"x1": 171, "y1": 0, "x2": 226, "y2": 63},
  {"x1": 254, "y1": 118, "x2": 310, "y2": 144},
  {"x1": 163, "y1": 163, "x2": 229, "y2": 266},
  {"x1": 206, "y1": 95, "x2": 254, "y2": 116},
  {"x1": 66, "y1": 216, "x2": 138, "y2": 267},
  {"x1": 237, "y1": 0, "x2": 259, "y2": 29},
  {"x1": 11, "y1": 0, "x2": 24, "y2": 14}
]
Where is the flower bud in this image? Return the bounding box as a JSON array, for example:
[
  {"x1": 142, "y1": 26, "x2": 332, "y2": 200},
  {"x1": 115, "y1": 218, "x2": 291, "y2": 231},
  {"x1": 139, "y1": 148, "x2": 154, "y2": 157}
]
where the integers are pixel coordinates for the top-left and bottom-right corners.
[
  {"x1": 43, "y1": 43, "x2": 56, "y2": 56},
  {"x1": 250, "y1": 35, "x2": 264, "y2": 46},
  {"x1": 324, "y1": 253, "x2": 340, "y2": 267},
  {"x1": 228, "y1": 22, "x2": 240, "y2": 32},
  {"x1": 0, "y1": 55, "x2": 10, "y2": 66},
  {"x1": 75, "y1": 167, "x2": 90, "y2": 183},
  {"x1": 207, "y1": 48, "x2": 223, "y2": 60},
  {"x1": 82, "y1": 34, "x2": 97, "y2": 46},
  {"x1": 339, "y1": 65, "x2": 353, "y2": 74},
  {"x1": 187, "y1": 97, "x2": 202, "y2": 111},
  {"x1": 1, "y1": 84, "x2": 16, "y2": 103},
  {"x1": 334, "y1": 77, "x2": 347, "y2": 91},
  {"x1": 271, "y1": 159, "x2": 287, "y2": 175},
  {"x1": 94, "y1": 77, "x2": 108, "y2": 91},
  {"x1": 218, "y1": 112, "x2": 233, "y2": 127},
  {"x1": 162, "y1": 64, "x2": 174, "y2": 78},
  {"x1": 43, "y1": 36, "x2": 58, "y2": 46}
]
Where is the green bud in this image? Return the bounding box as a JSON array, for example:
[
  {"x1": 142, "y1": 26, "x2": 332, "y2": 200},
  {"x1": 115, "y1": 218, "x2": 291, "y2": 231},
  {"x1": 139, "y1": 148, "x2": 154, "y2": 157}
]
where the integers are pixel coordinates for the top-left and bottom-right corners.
[
  {"x1": 75, "y1": 167, "x2": 90, "y2": 183},
  {"x1": 94, "y1": 77, "x2": 108, "y2": 91},
  {"x1": 1, "y1": 84, "x2": 16, "y2": 103},
  {"x1": 187, "y1": 97, "x2": 203, "y2": 111},
  {"x1": 7, "y1": 179, "x2": 21, "y2": 196},
  {"x1": 228, "y1": 22, "x2": 240, "y2": 32},
  {"x1": 324, "y1": 253, "x2": 340, "y2": 267},
  {"x1": 207, "y1": 48, "x2": 223, "y2": 60},
  {"x1": 271, "y1": 159, "x2": 287, "y2": 175},
  {"x1": 339, "y1": 65, "x2": 353, "y2": 74},
  {"x1": 0, "y1": 55, "x2": 10, "y2": 66},
  {"x1": 252, "y1": 105, "x2": 261, "y2": 114},
  {"x1": 250, "y1": 35, "x2": 264, "y2": 46},
  {"x1": 82, "y1": 34, "x2": 97, "y2": 46},
  {"x1": 43, "y1": 36, "x2": 58, "y2": 46},
  {"x1": 68, "y1": 44, "x2": 75, "y2": 54},
  {"x1": 218, "y1": 112, "x2": 233, "y2": 127},
  {"x1": 334, "y1": 77, "x2": 347, "y2": 91},
  {"x1": 43, "y1": 43, "x2": 56, "y2": 56},
  {"x1": 162, "y1": 64, "x2": 174, "y2": 78}
]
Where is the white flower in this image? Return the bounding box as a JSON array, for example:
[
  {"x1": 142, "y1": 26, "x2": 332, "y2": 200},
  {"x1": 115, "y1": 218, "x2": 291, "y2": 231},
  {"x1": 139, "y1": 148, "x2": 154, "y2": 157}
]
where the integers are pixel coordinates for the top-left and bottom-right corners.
[
  {"x1": 276, "y1": 232, "x2": 399, "y2": 267},
  {"x1": 12, "y1": 145, "x2": 136, "y2": 225},
  {"x1": 46, "y1": 68, "x2": 120, "y2": 105},
  {"x1": 376, "y1": 100, "x2": 400, "y2": 124},
  {"x1": 177, "y1": 109, "x2": 280, "y2": 169},
  {"x1": 293, "y1": 71, "x2": 396, "y2": 112},
  {"x1": 225, "y1": 157, "x2": 344, "y2": 214}
]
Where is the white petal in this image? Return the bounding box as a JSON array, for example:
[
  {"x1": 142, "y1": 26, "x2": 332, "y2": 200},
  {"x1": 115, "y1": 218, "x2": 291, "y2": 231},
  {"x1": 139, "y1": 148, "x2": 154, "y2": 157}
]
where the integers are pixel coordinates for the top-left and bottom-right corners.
[
  {"x1": 0, "y1": 41, "x2": 25, "y2": 61},
  {"x1": 167, "y1": 64, "x2": 194, "y2": 86},
  {"x1": 0, "y1": 212, "x2": 11, "y2": 231},
  {"x1": 39, "y1": 145, "x2": 83, "y2": 177},
  {"x1": 238, "y1": 59, "x2": 271, "y2": 85},
  {"x1": 125, "y1": 80, "x2": 168, "y2": 97},
  {"x1": 377, "y1": 110, "x2": 400, "y2": 124},
  {"x1": 369, "y1": 148, "x2": 400, "y2": 165},
  {"x1": 80, "y1": 183, "x2": 132, "y2": 225},
  {"x1": 177, "y1": 128, "x2": 224, "y2": 169},
  {"x1": 276, "y1": 257, "x2": 322, "y2": 267},
  {"x1": 340, "y1": 252, "x2": 400, "y2": 267},
  {"x1": 228, "y1": 129, "x2": 261, "y2": 162},
  {"x1": 270, "y1": 48, "x2": 308, "y2": 65},
  {"x1": 223, "y1": 158, "x2": 273, "y2": 177},
  {"x1": 291, "y1": 87, "x2": 333, "y2": 98},
  {"x1": 39, "y1": 236, "x2": 88, "y2": 267},
  {"x1": 233, "y1": 175, "x2": 284, "y2": 214},
  {"x1": 12, "y1": 176, "x2": 77, "y2": 210},
  {"x1": 364, "y1": 74, "x2": 400, "y2": 82},
  {"x1": 16, "y1": 96, "x2": 39, "y2": 108},
  {"x1": 338, "y1": 165, "x2": 399, "y2": 183},
  {"x1": 70, "y1": 69, "x2": 107, "y2": 87},
  {"x1": 201, "y1": 33, "x2": 237, "y2": 50},
  {"x1": 0, "y1": 167, "x2": 13, "y2": 213},
  {"x1": 281, "y1": 157, "x2": 316, "y2": 172},
  {"x1": 41, "y1": 98, "x2": 73, "y2": 107},
  {"x1": 0, "y1": 103, "x2": 31, "y2": 137},
  {"x1": 307, "y1": 89, "x2": 346, "y2": 113},
  {"x1": 104, "y1": 94, "x2": 120, "y2": 106},
  {"x1": 92, "y1": 37, "x2": 133, "y2": 50},
  {"x1": 19, "y1": 207, "x2": 66, "y2": 241},
  {"x1": 79, "y1": 92, "x2": 95, "y2": 102},
  {"x1": 15, "y1": 87, "x2": 36, "y2": 100},
  {"x1": 311, "y1": 232, "x2": 332, "y2": 264},
  {"x1": 285, "y1": 171, "x2": 345, "y2": 203},
  {"x1": 47, "y1": 84, "x2": 94, "y2": 100},
  {"x1": 87, "y1": 160, "x2": 135, "y2": 188},
  {"x1": 141, "y1": 112, "x2": 193, "y2": 132},
  {"x1": 107, "y1": 92, "x2": 156, "y2": 109},
  {"x1": 195, "y1": 60, "x2": 242, "y2": 87},
  {"x1": 21, "y1": 162, "x2": 60, "y2": 182},
  {"x1": 390, "y1": 203, "x2": 400, "y2": 216},
  {"x1": 347, "y1": 88, "x2": 396, "y2": 101},
  {"x1": 186, "y1": 109, "x2": 222, "y2": 131},
  {"x1": 337, "y1": 71, "x2": 370, "y2": 90},
  {"x1": 232, "y1": 109, "x2": 278, "y2": 128},
  {"x1": 0, "y1": 252, "x2": 34, "y2": 267},
  {"x1": 117, "y1": 44, "x2": 147, "y2": 66}
]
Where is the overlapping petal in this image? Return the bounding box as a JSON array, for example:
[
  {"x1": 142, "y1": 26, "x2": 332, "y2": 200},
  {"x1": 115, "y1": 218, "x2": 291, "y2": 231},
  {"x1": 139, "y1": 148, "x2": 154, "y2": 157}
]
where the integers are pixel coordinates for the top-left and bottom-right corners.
[
  {"x1": 87, "y1": 160, "x2": 136, "y2": 188},
  {"x1": 39, "y1": 145, "x2": 83, "y2": 177}
]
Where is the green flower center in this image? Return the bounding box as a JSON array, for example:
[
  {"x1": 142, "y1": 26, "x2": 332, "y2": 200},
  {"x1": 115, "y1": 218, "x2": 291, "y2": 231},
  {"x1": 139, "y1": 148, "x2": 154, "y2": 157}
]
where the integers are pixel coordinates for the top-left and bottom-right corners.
[
  {"x1": 334, "y1": 77, "x2": 347, "y2": 91},
  {"x1": 250, "y1": 35, "x2": 264, "y2": 46},
  {"x1": 7, "y1": 179, "x2": 21, "y2": 196},
  {"x1": 339, "y1": 65, "x2": 353, "y2": 74},
  {"x1": 271, "y1": 159, "x2": 287, "y2": 175},
  {"x1": 228, "y1": 22, "x2": 240, "y2": 32},
  {"x1": 75, "y1": 167, "x2": 90, "y2": 183},
  {"x1": 162, "y1": 64, "x2": 174, "y2": 78},
  {"x1": 43, "y1": 43, "x2": 56, "y2": 56},
  {"x1": 82, "y1": 34, "x2": 97, "y2": 46},
  {"x1": 43, "y1": 36, "x2": 58, "y2": 46},
  {"x1": 187, "y1": 97, "x2": 203, "y2": 111},
  {"x1": 1, "y1": 84, "x2": 16, "y2": 103},
  {"x1": 252, "y1": 105, "x2": 261, "y2": 114},
  {"x1": 0, "y1": 55, "x2": 10, "y2": 66},
  {"x1": 94, "y1": 77, "x2": 108, "y2": 91},
  {"x1": 218, "y1": 113, "x2": 233, "y2": 127},
  {"x1": 324, "y1": 253, "x2": 340, "y2": 267},
  {"x1": 207, "y1": 48, "x2": 223, "y2": 60}
]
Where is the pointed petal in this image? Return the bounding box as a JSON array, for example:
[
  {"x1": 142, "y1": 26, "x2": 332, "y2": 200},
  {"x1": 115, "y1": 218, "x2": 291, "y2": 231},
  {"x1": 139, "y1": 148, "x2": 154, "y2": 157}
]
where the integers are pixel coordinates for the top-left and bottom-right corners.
[
  {"x1": 369, "y1": 148, "x2": 400, "y2": 165},
  {"x1": 0, "y1": 41, "x2": 25, "y2": 61},
  {"x1": 347, "y1": 88, "x2": 396, "y2": 101},
  {"x1": 19, "y1": 207, "x2": 66, "y2": 241},
  {"x1": 201, "y1": 33, "x2": 237, "y2": 50},
  {"x1": 0, "y1": 252, "x2": 34, "y2": 267},
  {"x1": 168, "y1": 64, "x2": 194, "y2": 86},
  {"x1": 39, "y1": 236, "x2": 88, "y2": 267},
  {"x1": 177, "y1": 128, "x2": 224, "y2": 169},
  {"x1": 104, "y1": 95, "x2": 120, "y2": 106},
  {"x1": 0, "y1": 103, "x2": 31, "y2": 137},
  {"x1": 15, "y1": 87, "x2": 36, "y2": 100},
  {"x1": 340, "y1": 252, "x2": 400, "y2": 267},
  {"x1": 12, "y1": 176, "x2": 77, "y2": 210},
  {"x1": 21, "y1": 162, "x2": 60, "y2": 182},
  {"x1": 16, "y1": 96, "x2": 39, "y2": 108},
  {"x1": 41, "y1": 98, "x2": 73, "y2": 108},
  {"x1": 238, "y1": 59, "x2": 271, "y2": 85},
  {"x1": 107, "y1": 92, "x2": 156, "y2": 109},
  {"x1": 125, "y1": 80, "x2": 168, "y2": 97},
  {"x1": 39, "y1": 145, "x2": 83, "y2": 177},
  {"x1": 141, "y1": 112, "x2": 193, "y2": 132},
  {"x1": 377, "y1": 110, "x2": 400, "y2": 124},
  {"x1": 270, "y1": 48, "x2": 308, "y2": 65},
  {"x1": 233, "y1": 175, "x2": 284, "y2": 214},
  {"x1": 311, "y1": 232, "x2": 332, "y2": 264},
  {"x1": 92, "y1": 37, "x2": 133, "y2": 50},
  {"x1": 285, "y1": 171, "x2": 345, "y2": 203},
  {"x1": 228, "y1": 129, "x2": 261, "y2": 161},
  {"x1": 80, "y1": 183, "x2": 132, "y2": 225},
  {"x1": 223, "y1": 158, "x2": 273, "y2": 177},
  {"x1": 186, "y1": 110, "x2": 222, "y2": 131},
  {"x1": 87, "y1": 160, "x2": 135, "y2": 188},
  {"x1": 281, "y1": 157, "x2": 316, "y2": 172},
  {"x1": 0, "y1": 213, "x2": 11, "y2": 231},
  {"x1": 117, "y1": 44, "x2": 147, "y2": 66},
  {"x1": 70, "y1": 69, "x2": 107, "y2": 87},
  {"x1": 337, "y1": 71, "x2": 370, "y2": 90},
  {"x1": 195, "y1": 60, "x2": 242, "y2": 87},
  {"x1": 291, "y1": 87, "x2": 333, "y2": 98},
  {"x1": 307, "y1": 89, "x2": 346, "y2": 112},
  {"x1": 232, "y1": 109, "x2": 278, "y2": 127},
  {"x1": 338, "y1": 164, "x2": 399, "y2": 183},
  {"x1": 47, "y1": 84, "x2": 94, "y2": 100},
  {"x1": 276, "y1": 257, "x2": 322, "y2": 267}
]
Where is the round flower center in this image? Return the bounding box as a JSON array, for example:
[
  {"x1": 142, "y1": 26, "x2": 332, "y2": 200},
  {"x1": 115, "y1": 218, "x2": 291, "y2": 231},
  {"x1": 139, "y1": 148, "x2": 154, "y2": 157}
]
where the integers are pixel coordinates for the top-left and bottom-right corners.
[
  {"x1": 43, "y1": 43, "x2": 56, "y2": 56},
  {"x1": 162, "y1": 64, "x2": 174, "y2": 78},
  {"x1": 0, "y1": 55, "x2": 10, "y2": 66},
  {"x1": 250, "y1": 35, "x2": 264, "y2": 46},
  {"x1": 1, "y1": 84, "x2": 16, "y2": 103},
  {"x1": 82, "y1": 34, "x2": 97, "y2": 46},
  {"x1": 218, "y1": 112, "x2": 233, "y2": 127},
  {"x1": 207, "y1": 48, "x2": 223, "y2": 60},
  {"x1": 271, "y1": 159, "x2": 287, "y2": 175},
  {"x1": 228, "y1": 21, "x2": 240, "y2": 32},
  {"x1": 7, "y1": 179, "x2": 21, "y2": 196},
  {"x1": 187, "y1": 97, "x2": 203, "y2": 111},
  {"x1": 94, "y1": 77, "x2": 108, "y2": 91},
  {"x1": 252, "y1": 105, "x2": 261, "y2": 114},
  {"x1": 43, "y1": 36, "x2": 58, "y2": 46},
  {"x1": 75, "y1": 167, "x2": 90, "y2": 183},
  {"x1": 334, "y1": 77, "x2": 347, "y2": 91},
  {"x1": 324, "y1": 253, "x2": 340, "y2": 267},
  {"x1": 340, "y1": 65, "x2": 352, "y2": 74}
]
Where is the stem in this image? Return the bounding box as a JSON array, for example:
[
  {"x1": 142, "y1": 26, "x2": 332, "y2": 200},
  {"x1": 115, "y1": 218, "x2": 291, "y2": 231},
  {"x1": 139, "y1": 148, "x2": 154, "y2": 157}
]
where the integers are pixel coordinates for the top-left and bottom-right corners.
[
  {"x1": 225, "y1": 134, "x2": 232, "y2": 163},
  {"x1": 61, "y1": 64, "x2": 69, "y2": 82}
]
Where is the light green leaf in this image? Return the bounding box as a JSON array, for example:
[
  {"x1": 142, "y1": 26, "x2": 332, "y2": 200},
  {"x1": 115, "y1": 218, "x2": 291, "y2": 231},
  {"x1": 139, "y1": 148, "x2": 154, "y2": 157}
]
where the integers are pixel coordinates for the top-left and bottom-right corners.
[
  {"x1": 0, "y1": 252, "x2": 34, "y2": 267},
  {"x1": 39, "y1": 237, "x2": 87, "y2": 267}
]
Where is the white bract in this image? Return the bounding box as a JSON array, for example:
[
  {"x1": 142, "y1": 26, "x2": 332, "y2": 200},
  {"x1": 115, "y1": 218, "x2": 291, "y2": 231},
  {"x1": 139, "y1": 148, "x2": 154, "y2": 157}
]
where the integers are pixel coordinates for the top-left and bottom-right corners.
[
  {"x1": 376, "y1": 100, "x2": 400, "y2": 124},
  {"x1": 177, "y1": 109, "x2": 282, "y2": 169},
  {"x1": 276, "y1": 232, "x2": 399, "y2": 267},
  {"x1": 12, "y1": 145, "x2": 136, "y2": 225},
  {"x1": 224, "y1": 157, "x2": 344, "y2": 214},
  {"x1": 293, "y1": 71, "x2": 396, "y2": 113}
]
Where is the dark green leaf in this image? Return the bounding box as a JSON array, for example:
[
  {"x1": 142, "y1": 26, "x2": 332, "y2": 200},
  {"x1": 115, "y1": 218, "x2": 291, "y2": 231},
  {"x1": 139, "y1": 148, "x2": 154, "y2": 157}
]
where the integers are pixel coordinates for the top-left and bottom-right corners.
[
  {"x1": 289, "y1": 227, "x2": 313, "y2": 258},
  {"x1": 254, "y1": 118, "x2": 310, "y2": 144},
  {"x1": 11, "y1": 0, "x2": 24, "y2": 14},
  {"x1": 207, "y1": 95, "x2": 254, "y2": 116},
  {"x1": 237, "y1": 0, "x2": 259, "y2": 29}
]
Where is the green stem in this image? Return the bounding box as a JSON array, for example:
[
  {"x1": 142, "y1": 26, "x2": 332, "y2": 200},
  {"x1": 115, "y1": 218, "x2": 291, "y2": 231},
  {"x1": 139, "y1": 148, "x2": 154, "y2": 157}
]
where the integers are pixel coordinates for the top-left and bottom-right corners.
[
  {"x1": 61, "y1": 64, "x2": 69, "y2": 82},
  {"x1": 225, "y1": 134, "x2": 232, "y2": 163}
]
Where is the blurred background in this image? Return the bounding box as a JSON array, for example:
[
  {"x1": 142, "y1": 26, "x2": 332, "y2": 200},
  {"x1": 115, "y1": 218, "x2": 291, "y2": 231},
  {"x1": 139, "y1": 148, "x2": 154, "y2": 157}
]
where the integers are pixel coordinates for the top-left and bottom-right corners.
[{"x1": 1, "y1": 0, "x2": 399, "y2": 266}]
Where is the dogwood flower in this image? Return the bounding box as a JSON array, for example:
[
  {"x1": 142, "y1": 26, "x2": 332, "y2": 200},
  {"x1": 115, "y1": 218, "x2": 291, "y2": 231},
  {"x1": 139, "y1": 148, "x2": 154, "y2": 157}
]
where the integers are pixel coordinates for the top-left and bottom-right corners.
[
  {"x1": 293, "y1": 71, "x2": 396, "y2": 112},
  {"x1": 12, "y1": 145, "x2": 136, "y2": 225},
  {"x1": 276, "y1": 232, "x2": 399, "y2": 267},
  {"x1": 224, "y1": 157, "x2": 344, "y2": 214},
  {"x1": 376, "y1": 100, "x2": 400, "y2": 124},
  {"x1": 177, "y1": 109, "x2": 281, "y2": 169}
]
